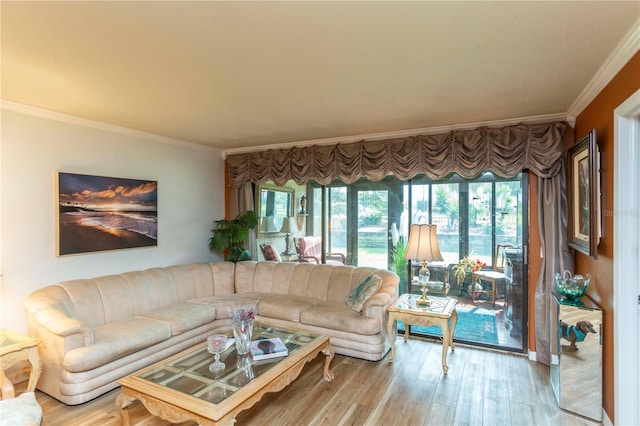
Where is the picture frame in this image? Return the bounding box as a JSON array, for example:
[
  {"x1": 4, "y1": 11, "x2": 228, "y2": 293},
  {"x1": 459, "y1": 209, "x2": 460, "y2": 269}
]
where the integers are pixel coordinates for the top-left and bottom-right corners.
[
  {"x1": 568, "y1": 130, "x2": 600, "y2": 259},
  {"x1": 255, "y1": 184, "x2": 295, "y2": 237},
  {"x1": 57, "y1": 172, "x2": 158, "y2": 256}
]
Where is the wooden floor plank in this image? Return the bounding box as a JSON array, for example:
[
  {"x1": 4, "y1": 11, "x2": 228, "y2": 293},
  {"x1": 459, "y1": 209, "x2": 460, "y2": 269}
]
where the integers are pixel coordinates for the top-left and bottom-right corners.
[
  {"x1": 25, "y1": 343, "x2": 601, "y2": 426},
  {"x1": 395, "y1": 378, "x2": 436, "y2": 426},
  {"x1": 365, "y1": 366, "x2": 417, "y2": 425},
  {"x1": 483, "y1": 377, "x2": 511, "y2": 426},
  {"x1": 422, "y1": 402, "x2": 457, "y2": 426}
]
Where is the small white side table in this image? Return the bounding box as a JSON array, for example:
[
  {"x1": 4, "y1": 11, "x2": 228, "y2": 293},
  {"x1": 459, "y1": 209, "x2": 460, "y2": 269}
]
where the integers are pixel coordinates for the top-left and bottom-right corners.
[
  {"x1": 386, "y1": 294, "x2": 458, "y2": 373},
  {"x1": 0, "y1": 329, "x2": 41, "y2": 398}
]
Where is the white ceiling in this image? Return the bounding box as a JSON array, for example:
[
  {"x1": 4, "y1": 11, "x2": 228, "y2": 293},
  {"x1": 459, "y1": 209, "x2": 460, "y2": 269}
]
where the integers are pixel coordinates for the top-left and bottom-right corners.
[{"x1": 2, "y1": 2, "x2": 639, "y2": 152}]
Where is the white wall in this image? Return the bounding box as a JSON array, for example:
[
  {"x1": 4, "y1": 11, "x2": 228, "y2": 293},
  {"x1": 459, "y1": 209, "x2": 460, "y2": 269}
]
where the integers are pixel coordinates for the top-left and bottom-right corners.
[{"x1": 0, "y1": 106, "x2": 225, "y2": 333}]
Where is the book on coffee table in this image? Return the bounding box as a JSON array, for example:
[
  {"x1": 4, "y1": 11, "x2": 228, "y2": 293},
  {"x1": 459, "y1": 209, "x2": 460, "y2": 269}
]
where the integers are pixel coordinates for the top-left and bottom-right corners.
[{"x1": 250, "y1": 337, "x2": 288, "y2": 360}]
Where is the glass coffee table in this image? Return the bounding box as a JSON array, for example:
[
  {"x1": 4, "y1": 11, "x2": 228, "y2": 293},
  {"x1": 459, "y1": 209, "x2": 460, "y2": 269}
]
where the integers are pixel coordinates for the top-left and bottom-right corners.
[{"x1": 116, "y1": 323, "x2": 334, "y2": 425}]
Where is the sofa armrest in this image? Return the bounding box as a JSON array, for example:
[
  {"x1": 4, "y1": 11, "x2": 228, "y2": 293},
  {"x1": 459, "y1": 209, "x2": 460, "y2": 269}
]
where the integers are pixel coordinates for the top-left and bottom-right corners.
[
  {"x1": 362, "y1": 291, "x2": 394, "y2": 319},
  {"x1": 46, "y1": 317, "x2": 94, "y2": 345},
  {"x1": 30, "y1": 308, "x2": 94, "y2": 347},
  {"x1": 362, "y1": 292, "x2": 391, "y2": 311}
]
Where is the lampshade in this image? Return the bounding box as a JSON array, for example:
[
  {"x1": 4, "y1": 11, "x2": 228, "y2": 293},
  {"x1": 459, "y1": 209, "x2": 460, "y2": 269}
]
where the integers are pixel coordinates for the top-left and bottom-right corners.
[
  {"x1": 279, "y1": 216, "x2": 296, "y2": 234},
  {"x1": 404, "y1": 224, "x2": 443, "y2": 262}
]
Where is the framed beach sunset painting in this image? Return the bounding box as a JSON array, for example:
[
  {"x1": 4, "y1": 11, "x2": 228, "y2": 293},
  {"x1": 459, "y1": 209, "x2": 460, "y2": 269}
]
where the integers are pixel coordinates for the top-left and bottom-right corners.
[{"x1": 57, "y1": 172, "x2": 158, "y2": 256}]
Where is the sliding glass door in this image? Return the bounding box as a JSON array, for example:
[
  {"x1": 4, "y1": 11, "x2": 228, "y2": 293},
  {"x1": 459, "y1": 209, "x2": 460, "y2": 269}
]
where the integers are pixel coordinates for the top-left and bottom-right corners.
[{"x1": 306, "y1": 172, "x2": 527, "y2": 352}]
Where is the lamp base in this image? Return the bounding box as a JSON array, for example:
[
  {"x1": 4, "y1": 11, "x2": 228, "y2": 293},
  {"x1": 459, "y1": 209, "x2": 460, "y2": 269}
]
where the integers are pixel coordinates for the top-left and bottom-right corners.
[
  {"x1": 416, "y1": 285, "x2": 431, "y2": 306},
  {"x1": 416, "y1": 298, "x2": 431, "y2": 306},
  {"x1": 416, "y1": 261, "x2": 431, "y2": 306},
  {"x1": 281, "y1": 233, "x2": 297, "y2": 257}
]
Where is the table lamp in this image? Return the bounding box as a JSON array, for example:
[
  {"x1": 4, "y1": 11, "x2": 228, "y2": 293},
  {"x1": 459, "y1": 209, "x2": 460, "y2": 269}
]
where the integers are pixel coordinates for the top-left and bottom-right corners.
[
  {"x1": 404, "y1": 224, "x2": 444, "y2": 306},
  {"x1": 279, "y1": 217, "x2": 297, "y2": 256}
]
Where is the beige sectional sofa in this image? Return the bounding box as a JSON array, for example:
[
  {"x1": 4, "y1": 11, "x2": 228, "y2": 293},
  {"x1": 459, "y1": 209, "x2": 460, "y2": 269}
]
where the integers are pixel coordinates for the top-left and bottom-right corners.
[{"x1": 24, "y1": 261, "x2": 399, "y2": 405}]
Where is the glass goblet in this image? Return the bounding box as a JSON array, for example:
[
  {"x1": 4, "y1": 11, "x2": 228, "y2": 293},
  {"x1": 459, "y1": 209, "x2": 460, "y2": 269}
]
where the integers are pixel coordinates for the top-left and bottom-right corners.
[{"x1": 207, "y1": 334, "x2": 228, "y2": 372}]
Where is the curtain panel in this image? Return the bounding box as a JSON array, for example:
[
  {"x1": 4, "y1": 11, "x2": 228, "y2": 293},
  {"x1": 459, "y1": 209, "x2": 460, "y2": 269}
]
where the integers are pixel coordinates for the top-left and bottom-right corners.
[
  {"x1": 227, "y1": 122, "x2": 567, "y2": 188},
  {"x1": 535, "y1": 164, "x2": 574, "y2": 365}
]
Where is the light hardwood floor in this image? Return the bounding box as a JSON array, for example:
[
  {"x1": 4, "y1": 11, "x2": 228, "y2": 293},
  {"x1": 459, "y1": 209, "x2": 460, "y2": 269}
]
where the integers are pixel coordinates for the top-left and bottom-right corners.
[{"x1": 32, "y1": 338, "x2": 601, "y2": 425}]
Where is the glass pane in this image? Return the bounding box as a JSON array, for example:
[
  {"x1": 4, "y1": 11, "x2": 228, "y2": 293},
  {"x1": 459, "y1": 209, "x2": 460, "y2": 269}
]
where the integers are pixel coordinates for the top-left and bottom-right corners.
[
  {"x1": 357, "y1": 190, "x2": 388, "y2": 267},
  {"x1": 312, "y1": 187, "x2": 322, "y2": 237},
  {"x1": 328, "y1": 187, "x2": 347, "y2": 254},
  {"x1": 432, "y1": 183, "x2": 460, "y2": 264},
  {"x1": 410, "y1": 184, "x2": 430, "y2": 224},
  {"x1": 468, "y1": 181, "x2": 493, "y2": 266},
  {"x1": 496, "y1": 180, "x2": 522, "y2": 247}
]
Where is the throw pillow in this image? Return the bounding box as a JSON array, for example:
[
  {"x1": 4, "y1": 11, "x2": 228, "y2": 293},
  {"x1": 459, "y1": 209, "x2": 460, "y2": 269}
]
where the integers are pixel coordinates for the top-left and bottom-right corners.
[
  {"x1": 346, "y1": 274, "x2": 382, "y2": 313},
  {"x1": 263, "y1": 244, "x2": 282, "y2": 262}
]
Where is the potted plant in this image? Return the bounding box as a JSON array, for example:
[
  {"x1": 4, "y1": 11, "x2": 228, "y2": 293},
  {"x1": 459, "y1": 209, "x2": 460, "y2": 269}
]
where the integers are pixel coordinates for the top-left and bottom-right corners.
[
  {"x1": 390, "y1": 237, "x2": 408, "y2": 290},
  {"x1": 209, "y1": 211, "x2": 259, "y2": 262},
  {"x1": 453, "y1": 255, "x2": 486, "y2": 292}
]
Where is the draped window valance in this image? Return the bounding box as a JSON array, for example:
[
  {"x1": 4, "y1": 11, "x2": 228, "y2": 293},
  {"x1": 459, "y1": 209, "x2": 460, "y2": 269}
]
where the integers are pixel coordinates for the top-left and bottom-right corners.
[{"x1": 227, "y1": 121, "x2": 567, "y2": 188}]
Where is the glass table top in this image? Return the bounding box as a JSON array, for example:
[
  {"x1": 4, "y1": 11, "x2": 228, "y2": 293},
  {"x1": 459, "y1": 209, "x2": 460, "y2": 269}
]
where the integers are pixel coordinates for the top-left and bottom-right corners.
[
  {"x1": 391, "y1": 293, "x2": 458, "y2": 315},
  {"x1": 0, "y1": 329, "x2": 40, "y2": 355},
  {"x1": 137, "y1": 323, "x2": 319, "y2": 404}
]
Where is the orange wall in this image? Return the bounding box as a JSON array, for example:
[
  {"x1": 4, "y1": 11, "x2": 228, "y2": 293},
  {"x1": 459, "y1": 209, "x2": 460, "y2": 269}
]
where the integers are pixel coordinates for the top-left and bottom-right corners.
[{"x1": 573, "y1": 51, "x2": 640, "y2": 422}]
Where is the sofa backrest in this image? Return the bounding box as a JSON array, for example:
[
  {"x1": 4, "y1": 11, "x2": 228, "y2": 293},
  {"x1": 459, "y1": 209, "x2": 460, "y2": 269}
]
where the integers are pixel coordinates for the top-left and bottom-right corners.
[
  {"x1": 233, "y1": 261, "x2": 398, "y2": 303},
  {"x1": 25, "y1": 262, "x2": 236, "y2": 327},
  {"x1": 25, "y1": 261, "x2": 397, "y2": 329}
]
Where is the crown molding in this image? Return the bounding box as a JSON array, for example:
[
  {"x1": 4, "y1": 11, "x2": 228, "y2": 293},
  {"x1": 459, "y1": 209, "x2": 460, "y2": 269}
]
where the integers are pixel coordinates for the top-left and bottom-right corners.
[
  {"x1": 0, "y1": 100, "x2": 218, "y2": 153},
  {"x1": 222, "y1": 112, "x2": 570, "y2": 158},
  {"x1": 568, "y1": 18, "x2": 640, "y2": 118}
]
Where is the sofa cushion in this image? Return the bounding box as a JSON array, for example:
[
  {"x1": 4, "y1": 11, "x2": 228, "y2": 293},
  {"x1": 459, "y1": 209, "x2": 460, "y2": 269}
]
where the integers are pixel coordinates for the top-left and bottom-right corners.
[
  {"x1": 345, "y1": 274, "x2": 382, "y2": 313},
  {"x1": 300, "y1": 303, "x2": 381, "y2": 335},
  {"x1": 257, "y1": 295, "x2": 318, "y2": 322},
  {"x1": 64, "y1": 317, "x2": 171, "y2": 372},
  {"x1": 188, "y1": 293, "x2": 274, "y2": 319},
  {"x1": 137, "y1": 302, "x2": 216, "y2": 335}
]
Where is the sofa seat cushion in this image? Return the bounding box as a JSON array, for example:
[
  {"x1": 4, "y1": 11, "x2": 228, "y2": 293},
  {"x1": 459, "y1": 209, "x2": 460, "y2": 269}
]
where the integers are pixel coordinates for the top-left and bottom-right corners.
[
  {"x1": 257, "y1": 295, "x2": 318, "y2": 322},
  {"x1": 137, "y1": 302, "x2": 216, "y2": 336},
  {"x1": 64, "y1": 317, "x2": 171, "y2": 372},
  {"x1": 300, "y1": 303, "x2": 380, "y2": 335},
  {"x1": 188, "y1": 293, "x2": 274, "y2": 319}
]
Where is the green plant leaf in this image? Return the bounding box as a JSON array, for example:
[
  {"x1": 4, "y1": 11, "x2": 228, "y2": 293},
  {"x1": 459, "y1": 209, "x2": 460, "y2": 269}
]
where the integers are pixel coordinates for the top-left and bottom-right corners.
[{"x1": 209, "y1": 211, "x2": 259, "y2": 262}]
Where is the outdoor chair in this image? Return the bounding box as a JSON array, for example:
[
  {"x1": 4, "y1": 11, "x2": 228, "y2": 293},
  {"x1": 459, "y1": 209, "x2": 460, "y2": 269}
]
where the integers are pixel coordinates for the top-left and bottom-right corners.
[
  {"x1": 294, "y1": 236, "x2": 346, "y2": 266},
  {"x1": 471, "y1": 244, "x2": 514, "y2": 306}
]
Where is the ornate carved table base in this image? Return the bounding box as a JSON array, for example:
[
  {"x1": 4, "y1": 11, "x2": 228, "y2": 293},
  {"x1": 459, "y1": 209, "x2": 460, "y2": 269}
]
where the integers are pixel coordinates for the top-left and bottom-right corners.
[
  {"x1": 0, "y1": 329, "x2": 42, "y2": 398},
  {"x1": 117, "y1": 335, "x2": 334, "y2": 425}
]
